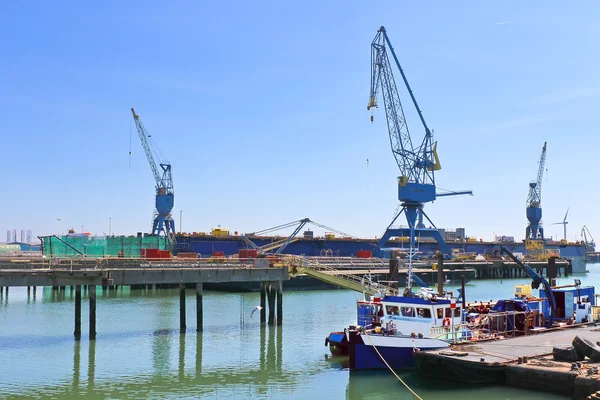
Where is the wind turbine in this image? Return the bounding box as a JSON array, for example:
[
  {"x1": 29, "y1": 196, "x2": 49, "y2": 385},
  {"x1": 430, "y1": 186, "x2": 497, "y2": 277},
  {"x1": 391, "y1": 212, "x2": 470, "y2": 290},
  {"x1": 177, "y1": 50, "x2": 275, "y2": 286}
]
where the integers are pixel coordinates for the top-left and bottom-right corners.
[{"x1": 551, "y1": 208, "x2": 569, "y2": 241}]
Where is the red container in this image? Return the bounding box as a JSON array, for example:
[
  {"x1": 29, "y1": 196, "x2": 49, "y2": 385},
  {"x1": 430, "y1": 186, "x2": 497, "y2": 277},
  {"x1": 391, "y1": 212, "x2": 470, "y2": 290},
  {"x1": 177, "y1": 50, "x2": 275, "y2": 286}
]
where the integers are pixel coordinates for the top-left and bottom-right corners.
[
  {"x1": 144, "y1": 248, "x2": 161, "y2": 259},
  {"x1": 212, "y1": 251, "x2": 224, "y2": 257},
  {"x1": 159, "y1": 250, "x2": 171, "y2": 259},
  {"x1": 238, "y1": 249, "x2": 249, "y2": 258},
  {"x1": 357, "y1": 250, "x2": 372, "y2": 258},
  {"x1": 247, "y1": 249, "x2": 258, "y2": 258}
]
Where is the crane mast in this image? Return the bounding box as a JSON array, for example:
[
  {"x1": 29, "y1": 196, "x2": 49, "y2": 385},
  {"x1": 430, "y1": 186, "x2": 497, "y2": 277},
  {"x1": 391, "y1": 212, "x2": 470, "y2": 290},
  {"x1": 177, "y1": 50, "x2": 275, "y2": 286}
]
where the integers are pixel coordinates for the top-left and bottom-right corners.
[
  {"x1": 131, "y1": 108, "x2": 175, "y2": 237},
  {"x1": 526, "y1": 142, "x2": 547, "y2": 240},
  {"x1": 368, "y1": 26, "x2": 471, "y2": 290}
]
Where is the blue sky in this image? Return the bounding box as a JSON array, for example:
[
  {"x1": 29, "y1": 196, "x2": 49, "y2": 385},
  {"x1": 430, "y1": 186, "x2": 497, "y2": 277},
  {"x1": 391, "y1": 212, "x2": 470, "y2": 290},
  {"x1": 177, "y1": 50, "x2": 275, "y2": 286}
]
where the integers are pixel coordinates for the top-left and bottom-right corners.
[{"x1": 2, "y1": 1, "x2": 600, "y2": 242}]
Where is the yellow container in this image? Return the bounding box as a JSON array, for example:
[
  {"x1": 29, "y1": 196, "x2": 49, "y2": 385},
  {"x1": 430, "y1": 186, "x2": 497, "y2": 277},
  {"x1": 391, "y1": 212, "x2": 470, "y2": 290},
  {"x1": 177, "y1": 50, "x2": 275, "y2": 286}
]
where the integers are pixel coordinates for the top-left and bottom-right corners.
[
  {"x1": 514, "y1": 284, "x2": 532, "y2": 298},
  {"x1": 211, "y1": 228, "x2": 230, "y2": 236},
  {"x1": 432, "y1": 263, "x2": 437, "y2": 270}
]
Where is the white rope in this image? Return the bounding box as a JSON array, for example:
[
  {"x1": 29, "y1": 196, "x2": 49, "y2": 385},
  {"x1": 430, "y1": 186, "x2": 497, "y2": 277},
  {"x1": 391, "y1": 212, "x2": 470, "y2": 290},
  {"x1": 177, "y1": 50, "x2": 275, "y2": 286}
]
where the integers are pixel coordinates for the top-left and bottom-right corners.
[{"x1": 363, "y1": 331, "x2": 424, "y2": 400}]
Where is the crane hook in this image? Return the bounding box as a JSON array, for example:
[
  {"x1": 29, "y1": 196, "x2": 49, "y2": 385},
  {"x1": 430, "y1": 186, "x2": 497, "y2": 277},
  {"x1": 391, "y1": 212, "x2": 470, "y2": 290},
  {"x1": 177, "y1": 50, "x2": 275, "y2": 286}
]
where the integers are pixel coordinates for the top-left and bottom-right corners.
[{"x1": 370, "y1": 115, "x2": 374, "y2": 123}]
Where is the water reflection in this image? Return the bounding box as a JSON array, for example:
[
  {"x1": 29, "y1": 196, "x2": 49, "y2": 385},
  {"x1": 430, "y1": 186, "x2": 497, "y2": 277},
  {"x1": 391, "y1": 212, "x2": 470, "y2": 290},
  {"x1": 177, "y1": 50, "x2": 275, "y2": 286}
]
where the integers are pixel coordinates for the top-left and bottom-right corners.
[{"x1": 51, "y1": 325, "x2": 288, "y2": 398}]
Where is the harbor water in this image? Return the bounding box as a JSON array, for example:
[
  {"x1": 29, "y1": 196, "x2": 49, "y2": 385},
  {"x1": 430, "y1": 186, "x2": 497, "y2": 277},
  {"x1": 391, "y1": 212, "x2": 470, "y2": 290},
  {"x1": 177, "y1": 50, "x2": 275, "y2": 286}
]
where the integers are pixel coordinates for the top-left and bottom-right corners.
[{"x1": 1, "y1": 265, "x2": 599, "y2": 399}]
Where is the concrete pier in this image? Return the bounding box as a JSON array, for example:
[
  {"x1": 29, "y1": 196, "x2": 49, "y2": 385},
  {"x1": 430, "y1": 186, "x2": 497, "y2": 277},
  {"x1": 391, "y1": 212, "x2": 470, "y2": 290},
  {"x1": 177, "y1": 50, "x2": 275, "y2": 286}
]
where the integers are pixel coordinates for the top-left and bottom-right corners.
[{"x1": 0, "y1": 261, "x2": 288, "y2": 339}]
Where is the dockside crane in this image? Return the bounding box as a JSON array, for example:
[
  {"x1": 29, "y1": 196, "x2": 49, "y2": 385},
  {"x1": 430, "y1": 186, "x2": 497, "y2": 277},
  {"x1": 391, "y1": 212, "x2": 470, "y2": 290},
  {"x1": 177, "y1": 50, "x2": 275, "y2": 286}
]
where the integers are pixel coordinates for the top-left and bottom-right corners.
[
  {"x1": 581, "y1": 225, "x2": 595, "y2": 252},
  {"x1": 526, "y1": 142, "x2": 547, "y2": 240},
  {"x1": 131, "y1": 108, "x2": 176, "y2": 238},
  {"x1": 367, "y1": 26, "x2": 472, "y2": 289}
]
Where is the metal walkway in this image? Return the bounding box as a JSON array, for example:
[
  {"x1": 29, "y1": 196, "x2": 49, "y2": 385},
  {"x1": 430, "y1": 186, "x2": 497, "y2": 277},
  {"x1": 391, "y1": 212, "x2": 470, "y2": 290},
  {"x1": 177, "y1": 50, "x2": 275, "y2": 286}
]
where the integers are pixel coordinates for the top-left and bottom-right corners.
[{"x1": 282, "y1": 255, "x2": 398, "y2": 296}]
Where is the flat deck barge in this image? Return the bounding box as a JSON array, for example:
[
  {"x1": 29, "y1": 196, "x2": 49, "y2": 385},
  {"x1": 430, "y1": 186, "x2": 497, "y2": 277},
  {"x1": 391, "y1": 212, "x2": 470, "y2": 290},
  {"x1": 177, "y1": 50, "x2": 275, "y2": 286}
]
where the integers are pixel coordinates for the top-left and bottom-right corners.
[{"x1": 414, "y1": 324, "x2": 600, "y2": 399}]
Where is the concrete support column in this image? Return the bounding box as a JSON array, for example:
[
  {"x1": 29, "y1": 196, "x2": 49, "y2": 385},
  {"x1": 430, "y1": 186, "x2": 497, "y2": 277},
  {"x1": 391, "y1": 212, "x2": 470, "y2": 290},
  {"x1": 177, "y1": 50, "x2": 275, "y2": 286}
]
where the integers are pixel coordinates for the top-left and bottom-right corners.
[
  {"x1": 89, "y1": 285, "x2": 97, "y2": 340},
  {"x1": 74, "y1": 285, "x2": 82, "y2": 340},
  {"x1": 267, "y1": 282, "x2": 276, "y2": 326},
  {"x1": 260, "y1": 282, "x2": 266, "y2": 325},
  {"x1": 179, "y1": 283, "x2": 186, "y2": 332},
  {"x1": 196, "y1": 283, "x2": 203, "y2": 332},
  {"x1": 276, "y1": 281, "x2": 283, "y2": 326},
  {"x1": 27, "y1": 286, "x2": 31, "y2": 296}
]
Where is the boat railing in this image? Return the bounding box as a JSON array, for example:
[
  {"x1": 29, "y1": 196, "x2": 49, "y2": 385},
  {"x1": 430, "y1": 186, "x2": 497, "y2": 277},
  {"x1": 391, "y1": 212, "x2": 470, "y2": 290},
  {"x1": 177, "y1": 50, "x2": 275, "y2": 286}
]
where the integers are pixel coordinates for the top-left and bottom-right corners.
[{"x1": 431, "y1": 311, "x2": 531, "y2": 343}]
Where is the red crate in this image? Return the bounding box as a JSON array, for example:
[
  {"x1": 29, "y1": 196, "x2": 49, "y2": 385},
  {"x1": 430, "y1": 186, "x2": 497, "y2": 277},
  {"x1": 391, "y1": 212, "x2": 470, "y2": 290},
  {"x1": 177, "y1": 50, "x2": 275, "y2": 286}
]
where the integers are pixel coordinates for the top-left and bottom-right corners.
[
  {"x1": 159, "y1": 250, "x2": 172, "y2": 259},
  {"x1": 212, "y1": 251, "x2": 224, "y2": 257},
  {"x1": 357, "y1": 250, "x2": 372, "y2": 258},
  {"x1": 238, "y1": 249, "x2": 249, "y2": 258},
  {"x1": 247, "y1": 249, "x2": 258, "y2": 258}
]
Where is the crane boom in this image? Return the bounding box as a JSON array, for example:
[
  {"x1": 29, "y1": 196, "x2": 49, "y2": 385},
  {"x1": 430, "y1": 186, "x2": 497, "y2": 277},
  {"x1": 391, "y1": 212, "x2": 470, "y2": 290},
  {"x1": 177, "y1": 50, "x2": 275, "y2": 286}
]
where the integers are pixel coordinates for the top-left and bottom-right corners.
[
  {"x1": 368, "y1": 26, "x2": 437, "y2": 186},
  {"x1": 527, "y1": 142, "x2": 547, "y2": 208},
  {"x1": 131, "y1": 108, "x2": 174, "y2": 196}
]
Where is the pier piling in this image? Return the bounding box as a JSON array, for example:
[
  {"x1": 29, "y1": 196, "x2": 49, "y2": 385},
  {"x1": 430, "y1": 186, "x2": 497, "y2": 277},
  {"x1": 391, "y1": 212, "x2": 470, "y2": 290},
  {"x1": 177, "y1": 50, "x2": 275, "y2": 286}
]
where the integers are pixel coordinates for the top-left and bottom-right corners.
[
  {"x1": 179, "y1": 283, "x2": 186, "y2": 332},
  {"x1": 196, "y1": 283, "x2": 203, "y2": 332},
  {"x1": 276, "y1": 281, "x2": 283, "y2": 326},
  {"x1": 268, "y1": 283, "x2": 276, "y2": 326},
  {"x1": 74, "y1": 285, "x2": 82, "y2": 340},
  {"x1": 89, "y1": 285, "x2": 96, "y2": 340},
  {"x1": 260, "y1": 282, "x2": 266, "y2": 325}
]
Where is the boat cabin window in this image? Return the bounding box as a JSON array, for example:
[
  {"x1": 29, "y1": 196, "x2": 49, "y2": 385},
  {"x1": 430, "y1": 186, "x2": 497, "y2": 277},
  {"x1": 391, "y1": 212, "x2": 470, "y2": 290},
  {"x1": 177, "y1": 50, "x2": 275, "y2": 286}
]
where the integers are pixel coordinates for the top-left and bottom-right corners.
[
  {"x1": 437, "y1": 308, "x2": 444, "y2": 319},
  {"x1": 386, "y1": 305, "x2": 399, "y2": 315},
  {"x1": 453, "y1": 307, "x2": 461, "y2": 317},
  {"x1": 445, "y1": 308, "x2": 452, "y2": 318},
  {"x1": 401, "y1": 307, "x2": 415, "y2": 317},
  {"x1": 417, "y1": 308, "x2": 431, "y2": 318}
]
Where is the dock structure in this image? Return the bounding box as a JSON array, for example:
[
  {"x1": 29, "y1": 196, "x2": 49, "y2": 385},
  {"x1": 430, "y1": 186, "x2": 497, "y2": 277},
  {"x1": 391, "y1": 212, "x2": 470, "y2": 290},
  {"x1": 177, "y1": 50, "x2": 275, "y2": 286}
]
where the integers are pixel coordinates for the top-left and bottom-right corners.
[
  {"x1": 414, "y1": 325, "x2": 600, "y2": 399},
  {"x1": 0, "y1": 257, "x2": 288, "y2": 340}
]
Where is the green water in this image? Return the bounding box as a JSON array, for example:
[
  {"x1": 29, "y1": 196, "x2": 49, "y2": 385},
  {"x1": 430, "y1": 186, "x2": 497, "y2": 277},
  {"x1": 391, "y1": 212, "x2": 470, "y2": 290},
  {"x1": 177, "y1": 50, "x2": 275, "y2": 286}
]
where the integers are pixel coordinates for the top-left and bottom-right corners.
[{"x1": 0, "y1": 265, "x2": 598, "y2": 399}]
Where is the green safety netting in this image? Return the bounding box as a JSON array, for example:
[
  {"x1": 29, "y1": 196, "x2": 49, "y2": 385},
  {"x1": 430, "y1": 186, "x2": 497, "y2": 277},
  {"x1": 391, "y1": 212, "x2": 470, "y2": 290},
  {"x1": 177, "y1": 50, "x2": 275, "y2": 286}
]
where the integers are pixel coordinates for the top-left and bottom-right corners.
[{"x1": 41, "y1": 236, "x2": 169, "y2": 257}]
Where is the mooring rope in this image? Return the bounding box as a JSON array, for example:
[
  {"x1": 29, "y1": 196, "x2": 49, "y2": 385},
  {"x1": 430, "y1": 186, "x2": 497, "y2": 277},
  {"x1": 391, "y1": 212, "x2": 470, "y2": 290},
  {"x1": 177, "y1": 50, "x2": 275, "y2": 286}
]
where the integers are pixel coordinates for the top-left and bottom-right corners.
[{"x1": 363, "y1": 331, "x2": 424, "y2": 400}]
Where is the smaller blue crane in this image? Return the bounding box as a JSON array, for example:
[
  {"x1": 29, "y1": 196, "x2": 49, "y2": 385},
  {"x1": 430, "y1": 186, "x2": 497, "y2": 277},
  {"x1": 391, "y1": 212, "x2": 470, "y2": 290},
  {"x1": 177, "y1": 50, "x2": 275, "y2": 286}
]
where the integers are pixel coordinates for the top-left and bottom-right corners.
[
  {"x1": 526, "y1": 142, "x2": 547, "y2": 240},
  {"x1": 131, "y1": 108, "x2": 175, "y2": 237}
]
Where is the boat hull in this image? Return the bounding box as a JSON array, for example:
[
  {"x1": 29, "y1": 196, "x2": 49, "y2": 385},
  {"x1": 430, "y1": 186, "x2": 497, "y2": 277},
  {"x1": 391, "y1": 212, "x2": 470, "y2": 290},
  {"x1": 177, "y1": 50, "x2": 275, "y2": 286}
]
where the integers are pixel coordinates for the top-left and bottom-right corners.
[{"x1": 348, "y1": 330, "x2": 449, "y2": 370}]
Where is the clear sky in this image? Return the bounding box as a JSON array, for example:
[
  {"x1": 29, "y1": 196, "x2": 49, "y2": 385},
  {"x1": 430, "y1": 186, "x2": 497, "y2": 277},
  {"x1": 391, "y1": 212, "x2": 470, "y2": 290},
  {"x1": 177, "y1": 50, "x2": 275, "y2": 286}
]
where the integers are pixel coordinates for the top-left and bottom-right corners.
[{"x1": 2, "y1": 1, "x2": 599, "y2": 243}]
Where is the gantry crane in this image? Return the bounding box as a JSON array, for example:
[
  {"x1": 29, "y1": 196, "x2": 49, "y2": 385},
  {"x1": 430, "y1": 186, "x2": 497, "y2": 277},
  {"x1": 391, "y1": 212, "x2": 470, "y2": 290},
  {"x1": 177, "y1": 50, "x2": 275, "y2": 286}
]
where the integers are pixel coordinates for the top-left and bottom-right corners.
[
  {"x1": 131, "y1": 108, "x2": 175, "y2": 238},
  {"x1": 367, "y1": 26, "x2": 471, "y2": 288},
  {"x1": 526, "y1": 142, "x2": 547, "y2": 240}
]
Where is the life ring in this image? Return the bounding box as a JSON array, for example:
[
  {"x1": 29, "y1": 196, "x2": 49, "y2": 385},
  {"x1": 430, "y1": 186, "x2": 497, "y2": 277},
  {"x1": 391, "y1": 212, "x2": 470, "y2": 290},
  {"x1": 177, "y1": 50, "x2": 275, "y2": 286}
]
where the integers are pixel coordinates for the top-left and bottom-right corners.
[{"x1": 443, "y1": 317, "x2": 451, "y2": 330}]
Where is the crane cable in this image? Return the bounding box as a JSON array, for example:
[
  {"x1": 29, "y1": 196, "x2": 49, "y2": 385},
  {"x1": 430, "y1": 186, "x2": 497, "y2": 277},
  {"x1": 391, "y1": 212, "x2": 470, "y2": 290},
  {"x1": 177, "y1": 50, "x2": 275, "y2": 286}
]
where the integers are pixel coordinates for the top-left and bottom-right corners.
[{"x1": 363, "y1": 330, "x2": 424, "y2": 400}]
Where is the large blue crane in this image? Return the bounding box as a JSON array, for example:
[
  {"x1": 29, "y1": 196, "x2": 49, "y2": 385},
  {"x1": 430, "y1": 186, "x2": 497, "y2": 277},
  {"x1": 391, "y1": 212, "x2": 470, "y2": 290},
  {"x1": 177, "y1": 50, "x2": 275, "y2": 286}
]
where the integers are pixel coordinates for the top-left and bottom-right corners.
[
  {"x1": 368, "y1": 26, "x2": 471, "y2": 289},
  {"x1": 131, "y1": 108, "x2": 175, "y2": 237},
  {"x1": 526, "y1": 142, "x2": 547, "y2": 240}
]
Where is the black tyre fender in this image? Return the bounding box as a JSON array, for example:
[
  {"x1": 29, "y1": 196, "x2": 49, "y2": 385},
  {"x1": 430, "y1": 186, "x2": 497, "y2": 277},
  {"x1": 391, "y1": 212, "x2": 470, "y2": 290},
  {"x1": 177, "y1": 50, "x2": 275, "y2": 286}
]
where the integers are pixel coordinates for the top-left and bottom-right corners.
[
  {"x1": 553, "y1": 346, "x2": 581, "y2": 362},
  {"x1": 590, "y1": 349, "x2": 600, "y2": 363},
  {"x1": 572, "y1": 336, "x2": 600, "y2": 359}
]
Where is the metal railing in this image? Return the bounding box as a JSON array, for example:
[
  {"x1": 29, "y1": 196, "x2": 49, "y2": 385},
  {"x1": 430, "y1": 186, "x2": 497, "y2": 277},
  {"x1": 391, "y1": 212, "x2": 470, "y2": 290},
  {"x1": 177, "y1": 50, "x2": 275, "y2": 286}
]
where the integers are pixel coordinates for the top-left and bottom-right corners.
[{"x1": 281, "y1": 255, "x2": 398, "y2": 296}]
